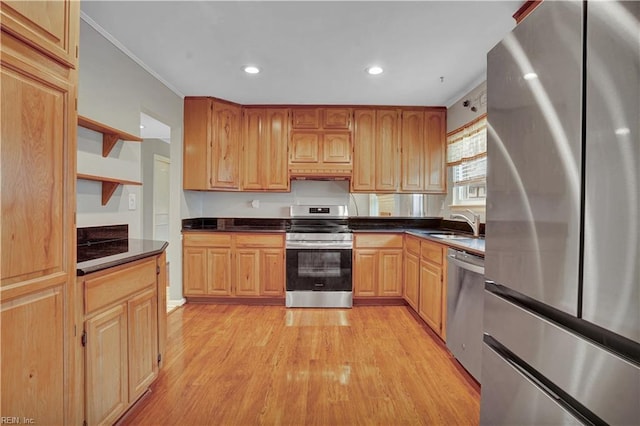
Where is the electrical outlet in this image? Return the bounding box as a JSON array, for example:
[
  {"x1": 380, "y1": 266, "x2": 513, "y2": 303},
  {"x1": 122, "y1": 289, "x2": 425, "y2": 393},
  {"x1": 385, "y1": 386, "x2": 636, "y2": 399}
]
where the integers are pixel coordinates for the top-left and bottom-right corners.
[{"x1": 128, "y1": 193, "x2": 136, "y2": 210}]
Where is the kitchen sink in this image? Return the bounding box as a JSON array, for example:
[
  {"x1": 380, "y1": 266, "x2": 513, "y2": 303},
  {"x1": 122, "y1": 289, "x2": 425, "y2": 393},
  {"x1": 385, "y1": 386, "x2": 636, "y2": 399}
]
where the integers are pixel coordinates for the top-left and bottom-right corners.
[{"x1": 430, "y1": 234, "x2": 475, "y2": 240}]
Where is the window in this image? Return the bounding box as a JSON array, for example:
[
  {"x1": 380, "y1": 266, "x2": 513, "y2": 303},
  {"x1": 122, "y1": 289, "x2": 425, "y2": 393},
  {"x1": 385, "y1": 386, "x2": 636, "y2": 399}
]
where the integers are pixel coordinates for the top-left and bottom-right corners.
[{"x1": 447, "y1": 115, "x2": 487, "y2": 206}]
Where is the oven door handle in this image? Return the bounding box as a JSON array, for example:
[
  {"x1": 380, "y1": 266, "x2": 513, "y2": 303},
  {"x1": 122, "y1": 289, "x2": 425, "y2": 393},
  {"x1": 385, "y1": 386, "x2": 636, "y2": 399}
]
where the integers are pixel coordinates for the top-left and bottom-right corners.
[{"x1": 286, "y1": 241, "x2": 353, "y2": 250}]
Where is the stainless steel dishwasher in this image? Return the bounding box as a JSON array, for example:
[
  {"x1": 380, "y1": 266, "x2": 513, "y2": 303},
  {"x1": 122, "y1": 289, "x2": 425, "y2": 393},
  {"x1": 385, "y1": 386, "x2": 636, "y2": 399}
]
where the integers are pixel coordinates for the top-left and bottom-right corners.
[{"x1": 446, "y1": 248, "x2": 485, "y2": 383}]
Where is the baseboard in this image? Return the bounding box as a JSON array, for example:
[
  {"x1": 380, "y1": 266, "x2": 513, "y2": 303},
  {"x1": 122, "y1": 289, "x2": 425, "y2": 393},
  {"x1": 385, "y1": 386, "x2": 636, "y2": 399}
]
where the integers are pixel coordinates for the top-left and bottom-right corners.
[{"x1": 167, "y1": 298, "x2": 186, "y2": 313}]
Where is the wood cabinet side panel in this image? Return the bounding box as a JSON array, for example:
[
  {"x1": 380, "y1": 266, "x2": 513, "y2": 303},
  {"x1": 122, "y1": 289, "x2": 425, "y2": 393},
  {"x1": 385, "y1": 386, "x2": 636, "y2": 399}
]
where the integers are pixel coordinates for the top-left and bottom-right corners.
[{"x1": 403, "y1": 252, "x2": 420, "y2": 310}]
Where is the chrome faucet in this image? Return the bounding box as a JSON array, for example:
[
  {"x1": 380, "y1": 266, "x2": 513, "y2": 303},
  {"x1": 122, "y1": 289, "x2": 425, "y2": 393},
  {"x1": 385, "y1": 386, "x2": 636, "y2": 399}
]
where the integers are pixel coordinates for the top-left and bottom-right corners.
[{"x1": 450, "y1": 209, "x2": 481, "y2": 237}]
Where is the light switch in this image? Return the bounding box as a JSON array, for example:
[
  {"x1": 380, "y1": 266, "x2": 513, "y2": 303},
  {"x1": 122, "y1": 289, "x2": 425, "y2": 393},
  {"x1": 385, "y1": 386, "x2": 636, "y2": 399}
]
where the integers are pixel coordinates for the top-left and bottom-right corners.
[
  {"x1": 128, "y1": 193, "x2": 136, "y2": 210},
  {"x1": 251, "y1": 199, "x2": 260, "y2": 209}
]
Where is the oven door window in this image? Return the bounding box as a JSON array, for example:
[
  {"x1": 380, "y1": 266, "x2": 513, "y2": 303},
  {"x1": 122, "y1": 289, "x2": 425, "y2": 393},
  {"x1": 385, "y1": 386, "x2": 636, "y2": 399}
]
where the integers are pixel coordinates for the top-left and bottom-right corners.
[
  {"x1": 286, "y1": 249, "x2": 352, "y2": 291},
  {"x1": 298, "y1": 252, "x2": 341, "y2": 277}
]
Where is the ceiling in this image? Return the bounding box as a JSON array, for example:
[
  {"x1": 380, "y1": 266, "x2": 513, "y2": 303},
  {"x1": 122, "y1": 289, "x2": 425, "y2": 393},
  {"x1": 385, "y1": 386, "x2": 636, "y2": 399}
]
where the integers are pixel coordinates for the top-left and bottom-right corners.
[{"x1": 80, "y1": 1, "x2": 520, "y2": 107}]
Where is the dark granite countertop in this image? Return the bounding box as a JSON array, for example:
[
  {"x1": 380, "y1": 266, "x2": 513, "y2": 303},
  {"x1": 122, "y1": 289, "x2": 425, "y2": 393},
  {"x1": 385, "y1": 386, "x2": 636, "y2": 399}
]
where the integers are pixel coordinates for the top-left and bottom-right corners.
[{"x1": 77, "y1": 239, "x2": 168, "y2": 276}]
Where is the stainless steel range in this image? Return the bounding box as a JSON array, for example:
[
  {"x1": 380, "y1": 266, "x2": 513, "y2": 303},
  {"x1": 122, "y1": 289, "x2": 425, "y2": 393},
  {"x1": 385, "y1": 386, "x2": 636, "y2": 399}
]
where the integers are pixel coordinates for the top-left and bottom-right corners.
[{"x1": 285, "y1": 205, "x2": 352, "y2": 308}]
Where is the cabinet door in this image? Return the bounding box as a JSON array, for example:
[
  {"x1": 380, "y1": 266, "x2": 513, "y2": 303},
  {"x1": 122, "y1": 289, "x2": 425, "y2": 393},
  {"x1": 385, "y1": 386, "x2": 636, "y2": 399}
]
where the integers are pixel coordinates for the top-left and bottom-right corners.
[
  {"x1": 323, "y1": 108, "x2": 351, "y2": 129},
  {"x1": 207, "y1": 248, "x2": 232, "y2": 296},
  {"x1": 183, "y1": 98, "x2": 212, "y2": 190},
  {"x1": 420, "y1": 260, "x2": 443, "y2": 336},
  {"x1": 0, "y1": 0, "x2": 79, "y2": 67},
  {"x1": 235, "y1": 249, "x2": 260, "y2": 296},
  {"x1": 379, "y1": 250, "x2": 403, "y2": 297},
  {"x1": 404, "y1": 252, "x2": 420, "y2": 311},
  {"x1": 424, "y1": 110, "x2": 446, "y2": 192},
  {"x1": 127, "y1": 289, "x2": 158, "y2": 403},
  {"x1": 264, "y1": 108, "x2": 289, "y2": 190},
  {"x1": 290, "y1": 132, "x2": 319, "y2": 163},
  {"x1": 241, "y1": 107, "x2": 264, "y2": 190},
  {"x1": 352, "y1": 109, "x2": 376, "y2": 191},
  {"x1": 85, "y1": 304, "x2": 128, "y2": 426},
  {"x1": 401, "y1": 110, "x2": 425, "y2": 191},
  {"x1": 261, "y1": 249, "x2": 285, "y2": 296},
  {"x1": 182, "y1": 247, "x2": 207, "y2": 296},
  {"x1": 323, "y1": 133, "x2": 351, "y2": 164},
  {"x1": 211, "y1": 101, "x2": 241, "y2": 189},
  {"x1": 353, "y1": 250, "x2": 378, "y2": 297},
  {"x1": 1, "y1": 34, "x2": 76, "y2": 425},
  {"x1": 376, "y1": 109, "x2": 400, "y2": 191},
  {"x1": 291, "y1": 108, "x2": 320, "y2": 129}
]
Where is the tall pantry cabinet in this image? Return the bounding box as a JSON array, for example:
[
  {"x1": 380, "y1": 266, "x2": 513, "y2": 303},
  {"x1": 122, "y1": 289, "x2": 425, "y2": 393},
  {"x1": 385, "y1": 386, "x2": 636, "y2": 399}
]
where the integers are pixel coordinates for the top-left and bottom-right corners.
[{"x1": 1, "y1": 1, "x2": 80, "y2": 424}]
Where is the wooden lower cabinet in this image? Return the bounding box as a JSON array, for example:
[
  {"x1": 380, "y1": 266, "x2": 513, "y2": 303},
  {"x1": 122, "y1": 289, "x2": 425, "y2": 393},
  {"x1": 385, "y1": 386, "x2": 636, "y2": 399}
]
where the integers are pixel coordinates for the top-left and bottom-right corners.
[
  {"x1": 403, "y1": 236, "x2": 421, "y2": 311},
  {"x1": 353, "y1": 234, "x2": 403, "y2": 298},
  {"x1": 183, "y1": 233, "x2": 285, "y2": 299},
  {"x1": 81, "y1": 255, "x2": 165, "y2": 426},
  {"x1": 85, "y1": 304, "x2": 128, "y2": 426},
  {"x1": 417, "y1": 239, "x2": 447, "y2": 339}
]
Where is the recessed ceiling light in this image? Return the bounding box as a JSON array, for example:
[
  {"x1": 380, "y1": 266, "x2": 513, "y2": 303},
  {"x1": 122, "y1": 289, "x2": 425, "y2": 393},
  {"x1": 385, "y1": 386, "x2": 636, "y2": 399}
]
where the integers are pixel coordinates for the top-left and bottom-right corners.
[
  {"x1": 615, "y1": 127, "x2": 630, "y2": 135},
  {"x1": 366, "y1": 66, "x2": 384, "y2": 75},
  {"x1": 244, "y1": 66, "x2": 260, "y2": 74},
  {"x1": 523, "y1": 72, "x2": 538, "y2": 80},
  {"x1": 140, "y1": 125, "x2": 145, "y2": 129}
]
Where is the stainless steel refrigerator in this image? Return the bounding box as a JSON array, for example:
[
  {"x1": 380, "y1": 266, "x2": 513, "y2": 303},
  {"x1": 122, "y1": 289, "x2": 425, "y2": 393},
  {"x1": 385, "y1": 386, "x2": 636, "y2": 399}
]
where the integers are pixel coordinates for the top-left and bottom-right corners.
[{"x1": 482, "y1": 1, "x2": 639, "y2": 424}]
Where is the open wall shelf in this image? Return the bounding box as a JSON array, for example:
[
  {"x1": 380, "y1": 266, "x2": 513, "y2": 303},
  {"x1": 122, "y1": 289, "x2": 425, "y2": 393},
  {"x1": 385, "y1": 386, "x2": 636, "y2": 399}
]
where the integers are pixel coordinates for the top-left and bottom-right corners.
[
  {"x1": 78, "y1": 115, "x2": 143, "y2": 157},
  {"x1": 77, "y1": 173, "x2": 142, "y2": 206}
]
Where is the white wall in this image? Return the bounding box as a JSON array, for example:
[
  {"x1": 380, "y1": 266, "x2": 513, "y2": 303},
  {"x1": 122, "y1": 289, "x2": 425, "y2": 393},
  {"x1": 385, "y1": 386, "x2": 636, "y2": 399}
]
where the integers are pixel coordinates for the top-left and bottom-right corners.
[
  {"x1": 190, "y1": 180, "x2": 350, "y2": 217},
  {"x1": 78, "y1": 19, "x2": 185, "y2": 300},
  {"x1": 444, "y1": 80, "x2": 488, "y2": 223}
]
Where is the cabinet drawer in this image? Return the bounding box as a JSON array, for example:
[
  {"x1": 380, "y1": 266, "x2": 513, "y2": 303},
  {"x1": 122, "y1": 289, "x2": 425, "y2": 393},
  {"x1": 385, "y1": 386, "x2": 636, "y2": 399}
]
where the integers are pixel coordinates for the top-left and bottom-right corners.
[
  {"x1": 235, "y1": 234, "x2": 283, "y2": 248},
  {"x1": 421, "y1": 240, "x2": 443, "y2": 265},
  {"x1": 84, "y1": 258, "x2": 156, "y2": 315},
  {"x1": 405, "y1": 235, "x2": 421, "y2": 255},
  {"x1": 183, "y1": 232, "x2": 232, "y2": 247},
  {"x1": 355, "y1": 234, "x2": 404, "y2": 248}
]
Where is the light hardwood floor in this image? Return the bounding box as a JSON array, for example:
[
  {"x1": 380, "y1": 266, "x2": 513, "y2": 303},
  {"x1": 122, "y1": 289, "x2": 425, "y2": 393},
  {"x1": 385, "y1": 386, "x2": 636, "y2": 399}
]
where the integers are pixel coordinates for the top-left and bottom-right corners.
[{"x1": 120, "y1": 304, "x2": 480, "y2": 425}]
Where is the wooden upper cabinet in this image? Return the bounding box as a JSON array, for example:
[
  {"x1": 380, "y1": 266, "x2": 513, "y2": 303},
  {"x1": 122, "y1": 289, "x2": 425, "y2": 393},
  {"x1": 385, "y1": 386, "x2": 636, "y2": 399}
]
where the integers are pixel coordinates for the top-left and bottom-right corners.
[
  {"x1": 375, "y1": 109, "x2": 400, "y2": 191},
  {"x1": 0, "y1": 0, "x2": 79, "y2": 68},
  {"x1": 400, "y1": 108, "x2": 446, "y2": 193},
  {"x1": 323, "y1": 108, "x2": 351, "y2": 129},
  {"x1": 352, "y1": 108, "x2": 399, "y2": 192},
  {"x1": 291, "y1": 107, "x2": 352, "y2": 130},
  {"x1": 2, "y1": 4, "x2": 78, "y2": 421},
  {"x1": 291, "y1": 108, "x2": 320, "y2": 129},
  {"x1": 424, "y1": 109, "x2": 446, "y2": 192},
  {"x1": 401, "y1": 110, "x2": 426, "y2": 192},
  {"x1": 242, "y1": 107, "x2": 290, "y2": 191},
  {"x1": 352, "y1": 109, "x2": 376, "y2": 191},
  {"x1": 183, "y1": 97, "x2": 241, "y2": 190},
  {"x1": 323, "y1": 133, "x2": 351, "y2": 164},
  {"x1": 211, "y1": 101, "x2": 241, "y2": 189},
  {"x1": 290, "y1": 132, "x2": 320, "y2": 163}
]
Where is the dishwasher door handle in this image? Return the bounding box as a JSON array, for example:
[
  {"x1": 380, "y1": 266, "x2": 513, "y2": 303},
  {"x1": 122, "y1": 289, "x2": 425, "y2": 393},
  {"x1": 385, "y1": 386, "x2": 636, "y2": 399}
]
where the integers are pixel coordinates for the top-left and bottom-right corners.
[{"x1": 447, "y1": 254, "x2": 485, "y2": 275}]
